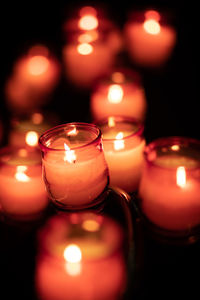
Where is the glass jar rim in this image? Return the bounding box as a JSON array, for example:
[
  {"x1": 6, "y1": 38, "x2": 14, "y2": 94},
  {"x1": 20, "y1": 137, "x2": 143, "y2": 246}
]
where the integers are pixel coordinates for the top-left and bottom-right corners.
[
  {"x1": 144, "y1": 136, "x2": 200, "y2": 170},
  {"x1": 39, "y1": 122, "x2": 102, "y2": 152},
  {"x1": 95, "y1": 116, "x2": 144, "y2": 142}
]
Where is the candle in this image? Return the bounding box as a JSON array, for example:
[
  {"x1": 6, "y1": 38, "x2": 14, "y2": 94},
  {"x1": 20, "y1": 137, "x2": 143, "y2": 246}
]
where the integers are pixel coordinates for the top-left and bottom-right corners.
[
  {"x1": 138, "y1": 137, "x2": 200, "y2": 232},
  {"x1": 124, "y1": 10, "x2": 176, "y2": 67},
  {"x1": 39, "y1": 123, "x2": 109, "y2": 209},
  {"x1": 0, "y1": 147, "x2": 48, "y2": 220},
  {"x1": 35, "y1": 212, "x2": 127, "y2": 300},
  {"x1": 5, "y1": 44, "x2": 60, "y2": 114},
  {"x1": 96, "y1": 116, "x2": 145, "y2": 193},
  {"x1": 90, "y1": 69, "x2": 147, "y2": 122},
  {"x1": 8, "y1": 111, "x2": 56, "y2": 149}
]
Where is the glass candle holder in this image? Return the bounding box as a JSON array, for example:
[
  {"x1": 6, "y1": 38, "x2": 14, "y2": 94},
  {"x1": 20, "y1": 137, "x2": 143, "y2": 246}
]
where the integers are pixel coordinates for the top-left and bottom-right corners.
[
  {"x1": 0, "y1": 146, "x2": 48, "y2": 220},
  {"x1": 39, "y1": 122, "x2": 109, "y2": 210},
  {"x1": 35, "y1": 211, "x2": 127, "y2": 300},
  {"x1": 90, "y1": 68, "x2": 147, "y2": 122},
  {"x1": 96, "y1": 116, "x2": 146, "y2": 194},
  {"x1": 138, "y1": 136, "x2": 200, "y2": 240}
]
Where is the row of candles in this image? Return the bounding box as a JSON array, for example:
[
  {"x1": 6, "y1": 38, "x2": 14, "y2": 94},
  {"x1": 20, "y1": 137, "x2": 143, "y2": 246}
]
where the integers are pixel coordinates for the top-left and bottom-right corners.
[{"x1": 0, "y1": 4, "x2": 199, "y2": 300}]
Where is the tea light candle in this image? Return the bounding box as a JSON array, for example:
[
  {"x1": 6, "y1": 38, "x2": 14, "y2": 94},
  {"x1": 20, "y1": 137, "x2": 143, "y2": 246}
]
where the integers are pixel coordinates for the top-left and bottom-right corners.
[
  {"x1": 90, "y1": 69, "x2": 147, "y2": 122},
  {"x1": 35, "y1": 212, "x2": 127, "y2": 300},
  {"x1": 124, "y1": 10, "x2": 176, "y2": 67},
  {"x1": 97, "y1": 116, "x2": 146, "y2": 193},
  {"x1": 139, "y1": 137, "x2": 200, "y2": 232},
  {"x1": 39, "y1": 123, "x2": 109, "y2": 209},
  {"x1": 62, "y1": 40, "x2": 115, "y2": 89},
  {"x1": 0, "y1": 147, "x2": 48, "y2": 220},
  {"x1": 5, "y1": 45, "x2": 60, "y2": 114}
]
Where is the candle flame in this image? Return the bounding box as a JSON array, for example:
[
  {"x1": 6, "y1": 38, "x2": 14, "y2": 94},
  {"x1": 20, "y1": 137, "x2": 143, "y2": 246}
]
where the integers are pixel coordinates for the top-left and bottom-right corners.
[
  {"x1": 145, "y1": 10, "x2": 160, "y2": 22},
  {"x1": 171, "y1": 145, "x2": 180, "y2": 151},
  {"x1": 25, "y1": 131, "x2": 39, "y2": 147},
  {"x1": 64, "y1": 244, "x2": 82, "y2": 276},
  {"x1": 15, "y1": 165, "x2": 30, "y2": 182},
  {"x1": 64, "y1": 143, "x2": 76, "y2": 163},
  {"x1": 144, "y1": 19, "x2": 160, "y2": 35},
  {"x1": 78, "y1": 15, "x2": 98, "y2": 31},
  {"x1": 28, "y1": 55, "x2": 49, "y2": 75},
  {"x1": 114, "y1": 132, "x2": 125, "y2": 150},
  {"x1": 78, "y1": 30, "x2": 98, "y2": 43},
  {"x1": 108, "y1": 84, "x2": 124, "y2": 104},
  {"x1": 79, "y1": 6, "x2": 97, "y2": 17},
  {"x1": 108, "y1": 117, "x2": 115, "y2": 128},
  {"x1": 67, "y1": 126, "x2": 77, "y2": 136},
  {"x1": 77, "y1": 43, "x2": 93, "y2": 55},
  {"x1": 176, "y1": 166, "x2": 186, "y2": 188},
  {"x1": 82, "y1": 219, "x2": 100, "y2": 232}
]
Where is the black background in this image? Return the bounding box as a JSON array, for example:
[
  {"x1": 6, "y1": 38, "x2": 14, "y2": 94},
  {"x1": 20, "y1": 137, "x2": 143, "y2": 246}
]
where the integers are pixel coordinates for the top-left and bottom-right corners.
[{"x1": 0, "y1": 1, "x2": 200, "y2": 300}]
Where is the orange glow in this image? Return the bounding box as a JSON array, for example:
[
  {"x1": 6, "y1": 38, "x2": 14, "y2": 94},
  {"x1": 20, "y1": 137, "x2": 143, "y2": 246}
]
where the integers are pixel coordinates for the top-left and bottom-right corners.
[
  {"x1": 18, "y1": 148, "x2": 28, "y2": 157},
  {"x1": 64, "y1": 244, "x2": 82, "y2": 263},
  {"x1": 79, "y1": 6, "x2": 97, "y2": 17},
  {"x1": 82, "y1": 219, "x2": 100, "y2": 232},
  {"x1": 78, "y1": 31, "x2": 98, "y2": 43},
  {"x1": 65, "y1": 262, "x2": 82, "y2": 276},
  {"x1": 108, "y1": 117, "x2": 116, "y2": 128},
  {"x1": 108, "y1": 84, "x2": 124, "y2": 104},
  {"x1": 32, "y1": 113, "x2": 43, "y2": 124},
  {"x1": 78, "y1": 15, "x2": 98, "y2": 31},
  {"x1": 64, "y1": 143, "x2": 76, "y2": 163},
  {"x1": 171, "y1": 145, "x2": 180, "y2": 151},
  {"x1": 176, "y1": 166, "x2": 186, "y2": 188},
  {"x1": 25, "y1": 131, "x2": 39, "y2": 147},
  {"x1": 145, "y1": 10, "x2": 160, "y2": 22},
  {"x1": 67, "y1": 126, "x2": 77, "y2": 136},
  {"x1": 114, "y1": 132, "x2": 125, "y2": 150},
  {"x1": 143, "y1": 19, "x2": 161, "y2": 35},
  {"x1": 77, "y1": 43, "x2": 93, "y2": 55},
  {"x1": 111, "y1": 72, "x2": 125, "y2": 84},
  {"x1": 28, "y1": 55, "x2": 49, "y2": 76},
  {"x1": 15, "y1": 166, "x2": 30, "y2": 182},
  {"x1": 28, "y1": 45, "x2": 49, "y2": 57}
]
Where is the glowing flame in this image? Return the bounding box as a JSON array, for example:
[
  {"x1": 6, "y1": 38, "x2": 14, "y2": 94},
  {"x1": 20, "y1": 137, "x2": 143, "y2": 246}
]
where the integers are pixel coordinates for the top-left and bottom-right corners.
[
  {"x1": 108, "y1": 117, "x2": 115, "y2": 128},
  {"x1": 25, "y1": 131, "x2": 39, "y2": 147},
  {"x1": 108, "y1": 84, "x2": 124, "y2": 104},
  {"x1": 64, "y1": 244, "x2": 82, "y2": 276},
  {"x1": 64, "y1": 143, "x2": 76, "y2": 163},
  {"x1": 79, "y1": 6, "x2": 97, "y2": 17},
  {"x1": 15, "y1": 166, "x2": 30, "y2": 182},
  {"x1": 67, "y1": 126, "x2": 77, "y2": 136},
  {"x1": 111, "y1": 72, "x2": 125, "y2": 84},
  {"x1": 143, "y1": 19, "x2": 160, "y2": 35},
  {"x1": 18, "y1": 148, "x2": 28, "y2": 157},
  {"x1": 145, "y1": 10, "x2": 160, "y2": 22},
  {"x1": 28, "y1": 55, "x2": 49, "y2": 75},
  {"x1": 77, "y1": 43, "x2": 93, "y2": 55},
  {"x1": 31, "y1": 112, "x2": 43, "y2": 124},
  {"x1": 171, "y1": 145, "x2": 180, "y2": 151},
  {"x1": 114, "y1": 132, "x2": 125, "y2": 150},
  {"x1": 78, "y1": 31, "x2": 98, "y2": 43},
  {"x1": 176, "y1": 166, "x2": 186, "y2": 188},
  {"x1": 78, "y1": 15, "x2": 98, "y2": 31},
  {"x1": 82, "y1": 219, "x2": 100, "y2": 232}
]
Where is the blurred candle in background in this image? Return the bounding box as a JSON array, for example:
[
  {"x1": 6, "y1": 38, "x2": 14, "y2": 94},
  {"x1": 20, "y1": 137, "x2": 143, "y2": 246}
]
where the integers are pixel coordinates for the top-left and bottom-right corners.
[
  {"x1": 138, "y1": 137, "x2": 200, "y2": 233},
  {"x1": 39, "y1": 123, "x2": 109, "y2": 210},
  {"x1": 0, "y1": 146, "x2": 48, "y2": 220},
  {"x1": 96, "y1": 116, "x2": 145, "y2": 193},
  {"x1": 5, "y1": 44, "x2": 61, "y2": 115},
  {"x1": 90, "y1": 68, "x2": 147, "y2": 122},
  {"x1": 35, "y1": 212, "x2": 127, "y2": 300},
  {"x1": 124, "y1": 9, "x2": 176, "y2": 67}
]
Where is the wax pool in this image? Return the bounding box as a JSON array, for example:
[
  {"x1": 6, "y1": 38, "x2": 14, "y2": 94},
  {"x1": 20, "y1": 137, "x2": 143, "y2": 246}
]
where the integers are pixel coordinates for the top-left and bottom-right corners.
[
  {"x1": 35, "y1": 212, "x2": 127, "y2": 300},
  {"x1": 124, "y1": 10, "x2": 176, "y2": 67},
  {"x1": 98, "y1": 117, "x2": 145, "y2": 193},
  {"x1": 90, "y1": 69, "x2": 147, "y2": 122},
  {"x1": 0, "y1": 147, "x2": 48, "y2": 220},
  {"x1": 39, "y1": 123, "x2": 109, "y2": 209},
  {"x1": 139, "y1": 137, "x2": 200, "y2": 232}
]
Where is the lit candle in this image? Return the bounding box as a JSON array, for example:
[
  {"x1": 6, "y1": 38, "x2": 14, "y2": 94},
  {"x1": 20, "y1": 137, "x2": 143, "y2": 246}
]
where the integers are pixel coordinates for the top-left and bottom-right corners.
[
  {"x1": 35, "y1": 212, "x2": 127, "y2": 300},
  {"x1": 138, "y1": 137, "x2": 200, "y2": 232},
  {"x1": 8, "y1": 112, "x2": 55, "y2": 149},
  {"x1": 90, "y1": 69, "x2": 147, "y2": 122},
  {"x1": 5, "y1": 44, "x2": 60, "y2": 114},
  {"x1": 0, "y1": 147, "x2": 48, "y2": 220},
  {"x1": 124, "y1": 10, "x2": 176, "y2": 67},
  {"x1": 39, "y1": 123, "x2": 109, "y2": 209},
  {"x1": 97, "y1": 116, "x2": 146, "y2": 193}
]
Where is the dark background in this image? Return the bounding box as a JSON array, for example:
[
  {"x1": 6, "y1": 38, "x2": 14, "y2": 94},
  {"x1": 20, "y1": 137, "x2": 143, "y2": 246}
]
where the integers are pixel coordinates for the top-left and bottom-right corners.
[{"x1": 0, "y1": 1, "x2": 200, "y2": 300}]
